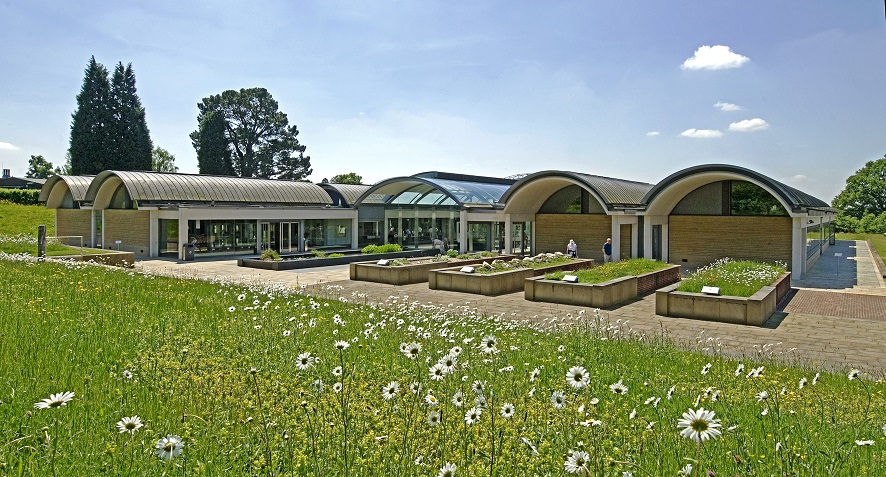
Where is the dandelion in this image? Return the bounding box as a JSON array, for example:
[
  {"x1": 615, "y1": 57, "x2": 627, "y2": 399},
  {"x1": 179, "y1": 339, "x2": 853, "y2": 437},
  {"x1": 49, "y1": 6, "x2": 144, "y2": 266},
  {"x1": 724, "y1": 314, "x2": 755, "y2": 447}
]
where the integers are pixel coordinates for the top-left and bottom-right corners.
[
  {"x1": 551, "y1": 391, "x2": 566, "y2": 409},
  {"x1": 677, "y1": 407, "x2": 722, "y2": 443},
  {"x1": 154, "y1": 434, "x2": 184, "y2": 461},
  {"x1": 609, "y1": 380, "x2": 628, "y2": 395},
  {"x1": 679, "y1": 463, "x2": 693, "y2": 476},
  {"x1": 334, "y1": 340, "x2": 350, "y2": 351},
  {"x1": 452, "y1": 391, "x2": 465, "y2": 407},
  {"x1": 296, "y1": 352, "x2": 315, "y2": 371},
  {"x1": 500, "y1": 403, "x2": 515, "y2": 418},
  {"x1": 564, "y1": 450, "x2": 590, "y2": 474},
  {"x1": 34, "y1": 391, "x2": 75, "y2": 409},
  {"x1": 848, "y1": 369, "x2": 860, "y2": 380},
  {"x1": 116, "y1": 415, "x2": 143, "y2": 434},
  {"x1": 438, "y1": 462, "x2": 456, "y2": 477},
  {"x1": 429, "y1": 363, "x2": 446, "y2": 381},
  {"x1": 701, "y1": 363, "x2": 712, "y2": 375},
  {"x1": 427, "y1": 411, "x2": 441, "y2": 426},
  {"x1": 381, "y1": 381, "x2": 399, "y2": 400},
  {"x1": 566, "y1": 365, "x2": 590, "y2": 389},
  {"x1": 464, "y1": 407, "x2": 482, "y2": 425},
  {"x1": 756, "y1": 390, "x2": 769, "y2": 402}
]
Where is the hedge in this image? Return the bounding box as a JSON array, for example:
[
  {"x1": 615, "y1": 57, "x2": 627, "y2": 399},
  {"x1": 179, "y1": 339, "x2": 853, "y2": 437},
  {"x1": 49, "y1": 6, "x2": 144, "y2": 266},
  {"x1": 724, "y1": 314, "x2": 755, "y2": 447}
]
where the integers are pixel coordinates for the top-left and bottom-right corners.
[{"x1": 0, "y1": 189, "x2": 40, "y2": 205}]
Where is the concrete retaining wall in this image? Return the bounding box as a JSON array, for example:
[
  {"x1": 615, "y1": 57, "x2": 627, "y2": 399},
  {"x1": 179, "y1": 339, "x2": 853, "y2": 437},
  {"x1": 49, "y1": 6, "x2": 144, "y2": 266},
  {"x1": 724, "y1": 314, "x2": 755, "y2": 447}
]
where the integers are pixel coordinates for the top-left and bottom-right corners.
[
  {"x1": 350, "y1": 255, "x2": 516, "y2": 285},
  {"x1": 429, "y1": 259, "x2": 594, "y2": 296},
  {"x1": 525, "y1": 265, "x2": 680, "y2": 308}
]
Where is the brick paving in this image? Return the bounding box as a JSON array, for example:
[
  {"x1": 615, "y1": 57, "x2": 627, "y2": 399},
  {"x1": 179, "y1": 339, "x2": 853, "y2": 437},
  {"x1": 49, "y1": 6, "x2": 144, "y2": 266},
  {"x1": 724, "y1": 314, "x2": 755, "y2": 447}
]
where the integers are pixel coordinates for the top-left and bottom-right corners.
[{"x1": 136, "y1": 240, "x2": 886, "y2": 377}]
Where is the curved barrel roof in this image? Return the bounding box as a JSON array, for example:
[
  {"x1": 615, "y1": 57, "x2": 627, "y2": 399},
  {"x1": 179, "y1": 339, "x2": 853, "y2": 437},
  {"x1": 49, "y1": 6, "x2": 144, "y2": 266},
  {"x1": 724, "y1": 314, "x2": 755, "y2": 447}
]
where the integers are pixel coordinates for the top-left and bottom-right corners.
[
  {"x1": 501, "y1": 170, "x2": 654, "y2": 212},
  {"x1": 39, "y1": 175, "x2": 95, "y2": 204},
  {"x1": 355, "y1": 171, "x2": 515, "y2": 207},
  {"x1": 318, "y1": 183, "x2": 373, "y2": 207},
  {"x1": 84, "y1": 171, "x2": 333, "y2": 206}
]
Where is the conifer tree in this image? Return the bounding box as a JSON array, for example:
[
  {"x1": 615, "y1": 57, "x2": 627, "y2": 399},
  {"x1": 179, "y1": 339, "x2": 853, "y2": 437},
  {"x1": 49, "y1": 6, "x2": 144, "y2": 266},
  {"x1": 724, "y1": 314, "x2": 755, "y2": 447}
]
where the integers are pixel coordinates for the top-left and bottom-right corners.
[
  {"x1": 111, "y1": 62, "x2": 152, "y2": 171},
  {"x1": 192, "y1": 110, "x2": 232, "y2": 175},
  {"x1": 69, "y1": 56, "x2": 113, "y2": 175}
]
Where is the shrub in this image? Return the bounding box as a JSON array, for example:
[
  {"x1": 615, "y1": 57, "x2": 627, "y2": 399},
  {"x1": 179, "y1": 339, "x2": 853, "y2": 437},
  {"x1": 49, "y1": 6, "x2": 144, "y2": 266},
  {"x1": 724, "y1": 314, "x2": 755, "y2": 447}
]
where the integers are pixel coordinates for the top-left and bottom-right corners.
[
  {"x1": 361, "y1": 244, "x2": 402, "y2": 254},
  {"x1": 327, "y1": 253, "x2": 345, "y2": 258},
  {"x1": 446, "y1": 249, "x2": 459, "y2": 258},
  {"x1": 0, "y1": 189, "x2": 40, "y2": 205},
  {"x1": 310, "y1": 249, "x2": 328, "y2": 258},
  {"x1": 260, "y1": 249, "x2": 281, "y2": 261}
]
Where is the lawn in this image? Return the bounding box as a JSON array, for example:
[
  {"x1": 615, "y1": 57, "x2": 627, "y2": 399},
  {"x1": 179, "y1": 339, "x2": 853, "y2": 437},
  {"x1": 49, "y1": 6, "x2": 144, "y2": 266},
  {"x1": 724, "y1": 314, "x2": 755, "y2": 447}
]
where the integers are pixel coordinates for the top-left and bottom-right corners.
[
  {"x1": 837, "y1": 233, "x2": 886, "y2": 260},
  {"x1": 0, "y1": 254, "x2": 883, "y2": 476},
  {"x1": 544, "y1": 258, "x2": 671, "y2": 283},
  {"x1": 0, "y1": 201, "x2": 55, "y2": 236}
]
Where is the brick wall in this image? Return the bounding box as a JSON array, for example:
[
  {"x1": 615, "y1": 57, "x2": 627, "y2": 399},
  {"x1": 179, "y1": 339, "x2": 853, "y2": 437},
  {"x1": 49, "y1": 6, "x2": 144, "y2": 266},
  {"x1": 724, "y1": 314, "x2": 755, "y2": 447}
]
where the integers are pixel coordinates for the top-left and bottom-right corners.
[
  {"x1": 669, "y1": 216, "x2": 792, "y2": 270},
  {"x1": 103, "y1": 210, "x2": 150, "y2": 255},
  {"x1": 56, "y1": 209, "x2": 92, "y2": 245},
  {"x1": 636, "y1": 265, "x2": 681, "y2": 295},
  {"x1": 536, "y1": 214, "x2": 611, "y2": 261}
]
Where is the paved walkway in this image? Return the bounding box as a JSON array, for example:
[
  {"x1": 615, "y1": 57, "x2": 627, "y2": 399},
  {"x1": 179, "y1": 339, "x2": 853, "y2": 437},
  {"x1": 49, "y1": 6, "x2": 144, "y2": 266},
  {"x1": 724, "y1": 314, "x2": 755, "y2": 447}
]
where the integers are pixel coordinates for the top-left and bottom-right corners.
[{"x1": 136, "y1": 241, "x2": 886, "y2": 376}]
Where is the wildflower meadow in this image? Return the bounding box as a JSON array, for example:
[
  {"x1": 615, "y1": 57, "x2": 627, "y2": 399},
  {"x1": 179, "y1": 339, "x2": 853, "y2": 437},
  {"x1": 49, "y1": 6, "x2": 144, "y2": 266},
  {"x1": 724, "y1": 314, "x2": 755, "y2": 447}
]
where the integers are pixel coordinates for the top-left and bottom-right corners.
[{"x1": 0, "y1": 252, "x2": 884, "y2": 476}]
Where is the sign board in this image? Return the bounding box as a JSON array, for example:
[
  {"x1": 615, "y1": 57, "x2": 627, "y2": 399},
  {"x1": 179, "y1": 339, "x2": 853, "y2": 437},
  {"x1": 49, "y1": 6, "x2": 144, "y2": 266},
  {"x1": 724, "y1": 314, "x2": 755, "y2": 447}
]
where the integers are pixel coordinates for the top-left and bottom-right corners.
[
  {"x1": 561, "y1": 275, "x2": 579, "y2": 283},
  {"x1": 701, "y1": 286, "x2": 721, "y2": 295},
  {"x1": 460, "y1": 266, "x2": 475, "y2": 273},
  {"x1": 376, "y1": 259, "x2": 390, "y2": 266},
  {"x1": 834, "y1": 253, "x2": 842, "y2": 257}
]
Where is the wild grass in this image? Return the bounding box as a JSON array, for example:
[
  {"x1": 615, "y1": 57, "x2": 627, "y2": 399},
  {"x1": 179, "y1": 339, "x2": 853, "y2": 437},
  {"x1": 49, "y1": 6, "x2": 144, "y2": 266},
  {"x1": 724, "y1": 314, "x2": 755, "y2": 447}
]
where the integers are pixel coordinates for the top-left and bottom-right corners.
[
  {"x1": 837, "y1": 233, "x2": 886, "y2": 260},
  {"x1": 0, "y1": 253, "x2": 882, "y2": 475},
  {"x1": 0, "y1": 201, "x2": 55, "y2": 236},
  {"x1": 0, "y1": 233, "x2": 103, "y2": 256},
  {"x1": 545, "y1": 258, "x2": 671, "y2": 283},
  {"x1": 677, "y1": 259, "x2": 786, "y2": 297}
]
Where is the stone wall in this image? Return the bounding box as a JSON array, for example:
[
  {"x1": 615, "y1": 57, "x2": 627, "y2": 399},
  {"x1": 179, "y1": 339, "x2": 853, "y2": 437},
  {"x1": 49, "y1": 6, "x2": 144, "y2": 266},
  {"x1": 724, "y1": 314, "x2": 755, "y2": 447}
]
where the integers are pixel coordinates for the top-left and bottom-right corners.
[
  {"x1": 668, "y1": 216, "x2": 792, "y2": 271},
  {"x1": 55, "y1": 209, "x2": 92, "y2": 245},
  {"x1": 535, "y1": 214, "x2": 612, "y2": 261}
]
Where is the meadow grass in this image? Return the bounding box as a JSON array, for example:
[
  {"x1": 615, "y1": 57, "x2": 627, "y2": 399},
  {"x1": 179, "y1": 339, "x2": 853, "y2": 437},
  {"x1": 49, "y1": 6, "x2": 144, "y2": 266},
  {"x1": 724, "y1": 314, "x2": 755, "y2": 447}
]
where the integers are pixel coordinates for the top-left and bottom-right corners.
[
  {"x1": 544, "y1": 258, "x2": 670, "y2": 283},
  {"x1": 0, "y1": 253, "x2": 883, "y2": 475},
  {"x1": 836, "y1": 233, "x2": 886, "y2": 260},
  {"x1": 0, "y1": 201, "x2": 55, "y2": 236},
  {"x1": 677, "y1": 259, "x2": 786, "y2": 297}
]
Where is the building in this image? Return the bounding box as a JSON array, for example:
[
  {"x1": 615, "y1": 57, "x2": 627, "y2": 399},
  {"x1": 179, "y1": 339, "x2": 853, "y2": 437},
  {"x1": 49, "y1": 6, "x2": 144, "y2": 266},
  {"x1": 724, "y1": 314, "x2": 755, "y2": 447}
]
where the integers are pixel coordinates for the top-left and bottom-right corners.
[{"x1": 40, "y1": 164, "x2": 835, "y2": 278}]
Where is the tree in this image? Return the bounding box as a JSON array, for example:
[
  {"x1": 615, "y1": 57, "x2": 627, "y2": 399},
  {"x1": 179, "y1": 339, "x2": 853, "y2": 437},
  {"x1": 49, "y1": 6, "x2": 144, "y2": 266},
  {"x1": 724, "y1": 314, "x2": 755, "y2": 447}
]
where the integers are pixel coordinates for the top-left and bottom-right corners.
[
  {"x1": 110, "y1": 62, "x2": 152, "y2": 171},
  {"x1": 833, "y1": 155, "x2": 886, "y2": 232},
  {"x1": 54, "y1": 153, "x2": 72, "y2": 175},
  {"x1": 152, "y1": 147, "x2": 179, "y2": 173},
  {"x1": 193, "y1": 111, "x2": 232, "y2": 175},
  {"x1": 190, "y1": 88, "x2": 311, "y2": 179},
  {"x1": 330, "y1": 172, "x2": 363, "y2": 184},
  {"x1": 26, "y1": 155, "x2": 55, "y2": 179},
  {"x1": 69, "y1": 56, "x2": 113, "y2": 175}
]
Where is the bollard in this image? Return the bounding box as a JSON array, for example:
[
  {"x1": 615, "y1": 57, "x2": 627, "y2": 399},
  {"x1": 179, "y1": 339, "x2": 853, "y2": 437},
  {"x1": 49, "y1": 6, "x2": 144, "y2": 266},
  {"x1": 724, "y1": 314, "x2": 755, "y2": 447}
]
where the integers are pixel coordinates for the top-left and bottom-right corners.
[{"x1": 37, "y1": 225, "x2": 46, "y2": 258}]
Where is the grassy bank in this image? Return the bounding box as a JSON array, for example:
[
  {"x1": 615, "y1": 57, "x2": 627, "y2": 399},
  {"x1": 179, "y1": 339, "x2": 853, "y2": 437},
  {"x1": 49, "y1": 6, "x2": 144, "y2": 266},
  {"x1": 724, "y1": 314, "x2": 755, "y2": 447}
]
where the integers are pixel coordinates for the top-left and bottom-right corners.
[
  {"x1": 545, "y1": 258, "x2": 670, "y2": 283},
  {"x1": 0, "y1": 255, "x2": 882, "y2": 475}
]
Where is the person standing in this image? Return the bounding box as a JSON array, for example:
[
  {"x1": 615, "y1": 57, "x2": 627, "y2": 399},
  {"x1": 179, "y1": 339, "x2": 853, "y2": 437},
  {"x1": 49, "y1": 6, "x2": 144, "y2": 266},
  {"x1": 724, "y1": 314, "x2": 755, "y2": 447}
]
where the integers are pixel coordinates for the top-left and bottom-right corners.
[
  {"x1": 602, "y1": 238, "x2": 612, "y2": 263},
  {"x1": 566, "y1": 239, "x2": 577, "y2": 258}
]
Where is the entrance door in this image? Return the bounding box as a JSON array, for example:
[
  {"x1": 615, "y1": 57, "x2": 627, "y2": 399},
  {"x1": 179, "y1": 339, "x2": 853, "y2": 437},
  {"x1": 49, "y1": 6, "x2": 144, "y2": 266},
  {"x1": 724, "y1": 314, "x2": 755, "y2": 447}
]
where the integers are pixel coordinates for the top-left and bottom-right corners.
[
  {"x1": 279, "y1": 222, "x2": 299, "y2": 253},
  {"x1": 652, "y1": 225, "x2": 662, "y2": 261},
  {"x1": 259, "y1": 222, "x2": 280, "y2": 253}
]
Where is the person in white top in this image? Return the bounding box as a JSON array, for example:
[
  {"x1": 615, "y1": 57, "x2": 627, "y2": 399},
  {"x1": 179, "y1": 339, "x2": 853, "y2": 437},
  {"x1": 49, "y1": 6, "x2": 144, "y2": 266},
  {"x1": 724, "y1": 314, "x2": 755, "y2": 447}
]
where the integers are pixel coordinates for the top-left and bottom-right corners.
[{"x1": 566, "y1": 239, "x2": 577, "y2": 258}]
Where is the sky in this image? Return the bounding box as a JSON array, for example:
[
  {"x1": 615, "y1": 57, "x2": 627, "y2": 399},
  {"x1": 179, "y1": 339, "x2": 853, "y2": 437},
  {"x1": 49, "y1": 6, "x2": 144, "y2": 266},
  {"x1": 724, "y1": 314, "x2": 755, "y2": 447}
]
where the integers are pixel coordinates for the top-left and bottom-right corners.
[{"x1": 1, "y1": 1, "x2": 884, "y2": 202}]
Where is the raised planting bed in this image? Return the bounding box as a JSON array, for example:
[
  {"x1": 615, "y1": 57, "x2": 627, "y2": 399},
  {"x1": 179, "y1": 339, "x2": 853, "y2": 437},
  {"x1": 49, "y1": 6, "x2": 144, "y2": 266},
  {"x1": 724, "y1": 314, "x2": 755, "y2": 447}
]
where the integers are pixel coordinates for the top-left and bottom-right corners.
[
  {"x1": 53, "y1": 251, "x2": 136, "y2": 268},
  {"x1": 525, "y1": 264, "x2": 680, "y2": 308},
  {"x1": 429, "y1": 256, "x2": 594, "y2": 296},
  {"x1": 238, "y1": 248, "x2": 438, "y2": 271},
  {"x1": 656, "y1": 272, "x2": 791, "y2": 326},
  {"x1": 350, "y1": 254, "x2": 515, "y2": 285}
]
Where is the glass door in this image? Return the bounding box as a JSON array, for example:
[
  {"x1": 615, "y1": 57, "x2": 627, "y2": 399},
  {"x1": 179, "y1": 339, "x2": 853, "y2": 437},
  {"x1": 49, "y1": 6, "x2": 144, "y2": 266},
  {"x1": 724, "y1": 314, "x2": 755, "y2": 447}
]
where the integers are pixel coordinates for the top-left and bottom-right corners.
[{"x1": 259, "y1": 222, "x2": 280, "y2": 253}]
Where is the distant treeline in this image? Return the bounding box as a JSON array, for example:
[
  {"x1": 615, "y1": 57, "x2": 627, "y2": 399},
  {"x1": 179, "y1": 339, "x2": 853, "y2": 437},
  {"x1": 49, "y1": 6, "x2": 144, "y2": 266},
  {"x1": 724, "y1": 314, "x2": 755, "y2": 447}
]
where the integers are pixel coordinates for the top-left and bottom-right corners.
[{"x1": 0, "y1": 189, "x2": 40, "y2": 205}]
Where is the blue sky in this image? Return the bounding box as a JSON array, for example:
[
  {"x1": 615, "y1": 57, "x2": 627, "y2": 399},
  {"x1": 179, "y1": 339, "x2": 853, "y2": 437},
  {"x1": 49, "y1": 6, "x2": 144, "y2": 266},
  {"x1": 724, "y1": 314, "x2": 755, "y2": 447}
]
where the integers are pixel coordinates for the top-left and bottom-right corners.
[{"x1": 1, "y1": 1, "x2": 884, "y2": 202}]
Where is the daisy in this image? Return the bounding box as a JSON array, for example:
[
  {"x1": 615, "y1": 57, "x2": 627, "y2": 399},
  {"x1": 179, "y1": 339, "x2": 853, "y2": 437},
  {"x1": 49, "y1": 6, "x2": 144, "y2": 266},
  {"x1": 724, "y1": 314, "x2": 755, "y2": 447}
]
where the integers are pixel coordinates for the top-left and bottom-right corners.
[
  {"x1": 381, "y1": 381, "x2": 399, "y2": 400},
  {"x1": 471, "y1": 380, "x2": 485, "y2": 395},
  {"x1": 521, "y1": 437, "x2": 539, "y2": 455},
  {"x1": 734, "y1": 363, "x2": 745, "y2": 376},
  {"x1": 677, "y1": 407, "x2": 722, "y2": 443},
  {"x1": 566, "y1": 366, "x2": 590, "y2": 389},
  {"x1": 564, "y1": 450, "x2": 590, "y2": 474},
  {"x1": 228, "y1": 306, "x2": 236, "y2": 313},
  {"x1": 799, "y1": 377, "x2": 807, "y2": 389},
  {"x1": 296, "y1": 352, "x2": 315, "y2": 371},
  {"x1": 667, "y1": 385, "x2": 675, "y2": 400},
  {"x1": 500, "y1": 403, "x2": 515, "y2": 418},
  {"x1": 449, "y1": 345, "x2": 463, "y2": 356},
  {"x1": 679, "y1": 463, "x2": 693, "y2": 476},
  {"x1": 403, "y1": 342, "x2": 422, "y2": 359},
  {"x1": 427, "y1": 411, "x2": 441, "y2": 427},
  {"x1": 529, "y1": 367, "x2": 540, "y2": 382},
  {"x1": 334, "y1": 340, "x2": 350, "y2": 351},
  {"x1": 701, "y1": 363, "x2": 712, "y2": 375},
  {"x1": 410, "y1": 382, "x2": 422, "y2": 394},
  {"x1": 479, "y1": 335, "x2": 499, "y2": 354},
  {"x1": 464, "y1": 407, "x2": 482, "y2": 425},
  {"x1": 155, "y1": 434, "x2": 184, "y2": 461},
  {"x1": 438, "y1": 463, "x2": 456, "y2": 477},
  {"x1": 438, "y1": 354, "x2": 457, "y2": 373},
  {"x1": 756, "y1": 390, "x2": 769, "y2": 402},
  {"x1": 425, "y1": 394, "x2": 439, "y2": 406},
  {"x1": 333, "y1": 382, "x2": 343, "y2": 393},
  {"x1": 475, "y1": 395, "x2": 487, "y2": 408},
  {"x1": 848, "y1": 369, "x2": 860, "y2": 380},
  {"x1": 429, "y1": 363, "x2": 446, "y2": 381},
  {"x1": 609, "y1": 380, "x2": 628, "y2": 395},
  {"x1": 629, "y1": 408, "x2": 637, "y2": 420},
  {"x1": 882, "y1": 423, "x2": 886, "y2": 436},
  {"x1": 812, "y1": 372, "x2": 821, "y2": 385},
  {"x1": 122, "y1": 370, "x2": 133, "y2": 380},
  {"x1": 313, "y1": 379, "x2": 324, "y2": 393},
  {"x1": 116, "y1": 416, "x2": 143, "y2": 434},
  {"x1": 332, "y1": 366, "x2": 343, "y2": 377},
  {"x1": 452, "y1": 391, "x2": 465, "y2": 407},
  {"x1": 855, "y1": 439, "x2": 875, "y2": 446},
  {"x1": 589, "y1": 397, "x2": 599, "y2": 405},
  {"x1": 551, "y1": 391, "x2": 566, "y2": 409},
  {"x1": 34, "y1": 391, "x2": 75, "y2": 410}
]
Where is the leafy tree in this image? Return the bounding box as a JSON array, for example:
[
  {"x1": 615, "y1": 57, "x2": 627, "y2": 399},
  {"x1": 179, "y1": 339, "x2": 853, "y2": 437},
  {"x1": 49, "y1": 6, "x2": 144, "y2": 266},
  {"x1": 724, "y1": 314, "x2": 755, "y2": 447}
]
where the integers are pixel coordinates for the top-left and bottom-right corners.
[
  {"x1": 26, "y1": 155, "x2": 55, "y2": 179},
  {"x1": 330, "y1": 172, "x2": 363, "y2": 185},
  {"x1": 833, "y1": 155, "x2": 886, "y2": 232},
  {"x1": 110, "y1": 62, "x2": 152, "y2": 171},
  {"x1": 151, "y1": 147, "x2": 179, "y2": 173},
  {"x1": 53, "y1": 153, "x2": 72, "y2": 175},
  {"x1": 191, "y1": 88, "x2": 311, "y2": 179},
  {"x1": 69, "y1": 56, "x2": 113, "y2": 175},
  {"x1": 193, "y1": 110, "x2": 232, "y2": 175}
]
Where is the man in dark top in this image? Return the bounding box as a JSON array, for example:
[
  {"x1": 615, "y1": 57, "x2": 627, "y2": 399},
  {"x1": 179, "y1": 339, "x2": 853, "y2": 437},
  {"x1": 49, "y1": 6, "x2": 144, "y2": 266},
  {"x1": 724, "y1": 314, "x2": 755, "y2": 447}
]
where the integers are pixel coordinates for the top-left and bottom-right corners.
[{"x1": 602, "y1": 238, "x2": 612, "y2": 263}]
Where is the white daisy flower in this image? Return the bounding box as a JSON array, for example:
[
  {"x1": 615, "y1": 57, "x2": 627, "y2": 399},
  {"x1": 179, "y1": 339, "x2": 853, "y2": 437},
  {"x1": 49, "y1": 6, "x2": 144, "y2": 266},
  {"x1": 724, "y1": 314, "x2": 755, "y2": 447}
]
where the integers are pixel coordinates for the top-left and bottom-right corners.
[
  {"x1": 116, "y1": 415, "x2": 143, "y2": 434},
  {"x1": 677, "y1": 407, "x2": 722, "y2": 443},
  {"x1": 381, "y1": 381, "x2": 399, "y2": 400},
  {"x1": 296, "y1": 352, "x2": 315, "y2": 371},
  {"x1": 155, "y1": 434, "x2": 184, "y2": 461},
  {"x1": 566, "y1": 365, "x2": 590, "y2": 389},
  {"x1": 551, "y1": 390, "x2": 566, "y2": 409},
  {"x1": 429, "y1": 363, "x2": 446, "y2": 381},
  {"x1": 564, "y1": 450, "x2": 590, "y2": 474},
  {"x1": 452, "y1": 391, "x2": 465, "y2": 407},
  {"x1": 333, "y1": 340, "x2": 350, "y2": 351},
  {"x1": 437, "y1": 462, "x2": 456, "y2": 477},
  {"x1": 464, "y1": 407, "x2": 482, "y2": 425},
  {"x1": 609, "y1": 380, "x2": 628, "y2": 395},
  {"x1": 855, "y1": 439, "x2": 875, "y2": 446},
  {"x1": 500, "y1": 403, "x2": 515, "y2": 418},
  {"x1": 848, "y1": 369, "x2": 860, "y2": 380},
  {"x1": 34, "y1": 391, "x2": 75, "y2": 410},
  {"x1": 427, "y1": 411, "x2": 441, "y2": 427}
]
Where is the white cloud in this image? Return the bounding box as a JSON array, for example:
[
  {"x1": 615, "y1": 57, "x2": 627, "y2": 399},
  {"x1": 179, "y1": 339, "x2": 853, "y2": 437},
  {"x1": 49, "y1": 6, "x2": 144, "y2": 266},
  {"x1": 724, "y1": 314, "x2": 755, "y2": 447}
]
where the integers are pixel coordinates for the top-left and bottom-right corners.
[
  {"x1": 714, "y1": 102, "x2": 742, "y2": 112},
  {"x1": 680, "y1": 129, "x2": 723, "y2": 139},
  {"x1": 0, "y1": 142, "x2": 21, "y2": 151},
  {"x1": 728, "y1": 118, "x2": 769, "y2": 132},
  {"x1": 681, "y1": 45, "x2": 750, "y2": 70},
  {"x1": 646, "y1": 131, "x2": 661, "y2": 136}
]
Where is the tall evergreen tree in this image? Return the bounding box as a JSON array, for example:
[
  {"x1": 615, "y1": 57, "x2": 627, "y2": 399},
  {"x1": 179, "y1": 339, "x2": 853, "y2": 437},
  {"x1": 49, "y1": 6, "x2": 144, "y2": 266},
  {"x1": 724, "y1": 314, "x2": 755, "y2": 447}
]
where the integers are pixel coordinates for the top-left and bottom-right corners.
[
  {"x1": 111, "y1": 62, "x2": 152, "y2": 171},
  {"x1": 191, "y1": 110, "x2": 232, "y2": 175},
  {"x1": 69, "y1": 56, "x2": 113, "y2": 175}
]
